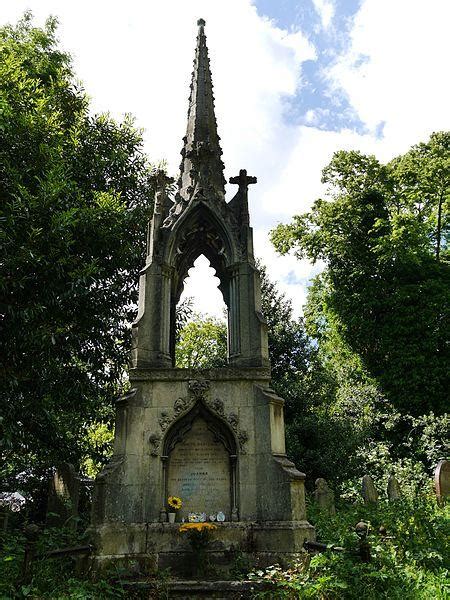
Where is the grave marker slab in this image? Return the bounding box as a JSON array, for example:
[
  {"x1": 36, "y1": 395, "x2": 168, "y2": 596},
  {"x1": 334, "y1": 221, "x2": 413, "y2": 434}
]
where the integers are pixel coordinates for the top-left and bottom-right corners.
[
  {"x1": 46, "y1": 463, "x2": 80, "y2": 528},
  {"x1": 314, "y1": 478, "x2": 335, "y2": 515},
  {"x1": 387, "y1": 475, "x2": 401, "y2": 502},
  {"x1": 434, "y1": 460, "x2": 450, "y2": 503},
  {"x1": 168, "y1": 418, "x2": 230, "y2": 519},
  {"x1": 362, "y1": 475, "x2": 378, "y2": 504}
]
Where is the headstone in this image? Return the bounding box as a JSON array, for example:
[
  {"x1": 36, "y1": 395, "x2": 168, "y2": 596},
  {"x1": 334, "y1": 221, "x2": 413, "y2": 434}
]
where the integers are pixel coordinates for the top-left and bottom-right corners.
[
  {"x1": 387, "y1": 475, "x2": 401, "y2": 502},
  {"x1": 434, "y1": 460, "x2": 450, "y2": 504},
  {"x1": 362, "y1": 475, "x2": 378, "y2": 504},
  {"x1": 167, "y1": 418, "x2": 231, "y2": 520},
  {"x1": 314, "y1": 478, "x2": 335, "y2": 515},
  {"x1": 46, "y1": 463, "x2": 80, "y2": 528}
]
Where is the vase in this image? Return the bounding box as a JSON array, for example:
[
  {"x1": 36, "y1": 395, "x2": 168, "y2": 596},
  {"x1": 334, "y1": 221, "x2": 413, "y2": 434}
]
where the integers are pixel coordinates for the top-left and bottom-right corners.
[{"x1": 168, "y1": 512, "x2": 176, "y2": 523}]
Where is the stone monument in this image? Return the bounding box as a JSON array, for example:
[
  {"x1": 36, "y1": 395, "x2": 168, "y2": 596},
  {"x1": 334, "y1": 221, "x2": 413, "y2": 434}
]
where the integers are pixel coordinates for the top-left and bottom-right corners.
[
  {"x1": 90, "y1": 18, "x2": 314, "y2": 573},
  {"x1": 387, "y1": 474, "x2": 401, "y2": 502},
  {"x1": 46, "y1": 463, "x2": 80, "y2": 529},
  {"x1": 314, "y1": 478, "x2": 335, "y2": 515},
  {"x1": 362, "y1": 474, "x2": 379, "y2": 504},
  {"x1": 434, "y1": 459, "x2": 450, "y2": 504}
]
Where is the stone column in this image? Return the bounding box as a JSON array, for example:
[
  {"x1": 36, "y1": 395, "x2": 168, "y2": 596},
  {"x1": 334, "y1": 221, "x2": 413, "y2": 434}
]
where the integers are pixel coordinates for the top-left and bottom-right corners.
[
  {"x1": 229, "y1": 262, "x2": 269, "y2": 368},
  {"x1": 131, "y1": 261, "x2": 173, "y2": 368},
  {"x1": 228, "y1": 267, "x2": 241, "y2": 359}
]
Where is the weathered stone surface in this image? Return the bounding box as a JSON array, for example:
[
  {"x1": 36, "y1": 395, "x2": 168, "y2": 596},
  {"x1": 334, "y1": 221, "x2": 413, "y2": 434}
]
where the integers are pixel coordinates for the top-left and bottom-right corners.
[
  {"x1": 387, "y1": 475, "x2": 401, "y2": 502},
  {"x1": 167, "y1": 417, "x2": 231, "y2": 519},
  {"x1": 434, "y1": 459, "x2": 450, "y2": 502},
  {"x1": 314, "y1": 478, "x2": 335, "y2": 515},
  {"x1": 90, "y1": 18, "x2": 315, "y2": 569},
  {"x1": 362, "y1": 475, "x2": 379, "y2": 504},
  {"x1": 46, "y1": 463, "x2": 80, "y2": 528},
  {"x1": 121, "y1": 579, "x2": 273, "y2": 600},
  {"x1": 89, "y1": 520, "x2": 315, "y2": 575}
]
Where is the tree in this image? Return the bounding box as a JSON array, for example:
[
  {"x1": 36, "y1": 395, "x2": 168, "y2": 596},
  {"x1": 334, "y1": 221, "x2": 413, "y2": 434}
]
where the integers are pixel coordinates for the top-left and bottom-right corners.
[
  {"x1": 271, "y1": 135, "x2": 450, "y2": 416},
  {"x1": 0, "y1": 14, "x2": 156, "y2": 487},
  {"x1": 391, "y1": 132, "x2": 449, "y2": 261},
  {"x1": 175, "y1": 314, "x2": 227, "y2": 369}
]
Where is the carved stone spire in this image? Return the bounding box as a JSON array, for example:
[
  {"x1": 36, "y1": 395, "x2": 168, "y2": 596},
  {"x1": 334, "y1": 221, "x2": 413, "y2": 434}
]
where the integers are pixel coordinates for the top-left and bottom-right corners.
[{"x1": 164, "y1": 19, "x2": 225, "y2": 227}]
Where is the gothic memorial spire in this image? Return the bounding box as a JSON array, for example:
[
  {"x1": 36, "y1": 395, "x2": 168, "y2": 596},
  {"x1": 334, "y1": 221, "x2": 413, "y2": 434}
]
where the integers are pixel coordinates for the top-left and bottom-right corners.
[
  {"x1": 132, "y1": 19, "x2": 268, "y2": 371},
  {"x1": 92, "y1": 19, "x2": 314, "y2": 574},
  {"x1": 164, "y1": 19, "x2": 225, "y2": 227}
]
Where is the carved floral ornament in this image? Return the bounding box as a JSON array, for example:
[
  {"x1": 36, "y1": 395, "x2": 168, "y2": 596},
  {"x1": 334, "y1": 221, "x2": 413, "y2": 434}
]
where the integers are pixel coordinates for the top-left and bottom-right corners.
[{"x1": 148, "y1": 379, "x2": 248, "y2": 456}]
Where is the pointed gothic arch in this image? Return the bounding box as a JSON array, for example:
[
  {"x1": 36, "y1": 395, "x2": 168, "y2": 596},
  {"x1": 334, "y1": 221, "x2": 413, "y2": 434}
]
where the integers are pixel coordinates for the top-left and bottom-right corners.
[
  {"x1": 164, "y1": 201, "x2": 241, "y2": 363},
  {"x1": 130, "y1": 17, "x2": 269, "y2": 370},
  {"x1": 165, "y1": 201, "x2": 237, "y2": 306},
  {"x1": 162, "y1": 399, "x2": 238, "y2": 456},
  {"x1": 161, "y1": 400, "x2": 239, "y2": 520}
]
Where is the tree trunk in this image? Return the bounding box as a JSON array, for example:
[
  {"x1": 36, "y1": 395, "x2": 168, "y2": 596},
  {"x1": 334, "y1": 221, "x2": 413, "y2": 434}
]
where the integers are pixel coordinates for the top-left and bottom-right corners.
[{"x1": 436, "y1": 189, "x2": 443, "y2": 261}]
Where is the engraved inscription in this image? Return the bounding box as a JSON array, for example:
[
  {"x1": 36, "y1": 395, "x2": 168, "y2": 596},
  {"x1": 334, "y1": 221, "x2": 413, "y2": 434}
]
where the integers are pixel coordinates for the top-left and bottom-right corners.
[{"x1": 167, "y1": 418, "x2": 231, "y2": 518}]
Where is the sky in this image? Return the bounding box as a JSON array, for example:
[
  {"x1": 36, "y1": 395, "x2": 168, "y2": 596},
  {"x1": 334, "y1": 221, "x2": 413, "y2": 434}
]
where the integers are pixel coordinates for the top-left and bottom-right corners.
[{"x1": 2, "y1": 0, "x2": 449, "y2": 318}]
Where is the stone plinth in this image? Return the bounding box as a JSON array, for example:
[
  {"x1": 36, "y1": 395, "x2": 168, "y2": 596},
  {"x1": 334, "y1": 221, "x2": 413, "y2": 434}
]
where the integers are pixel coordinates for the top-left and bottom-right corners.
[
  {"x1": 89, "y1": 520, "x2": 315, "y2": 576},
  {"x1": 90, "y1": 367, "x2": 315, "y2": 569}
]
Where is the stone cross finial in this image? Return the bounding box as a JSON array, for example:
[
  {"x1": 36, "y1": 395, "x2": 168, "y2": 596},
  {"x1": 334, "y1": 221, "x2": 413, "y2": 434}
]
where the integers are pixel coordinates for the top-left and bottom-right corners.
[
  {"x1": 229, "y1": 169, "x2": 257, "y2": 190},
  {"x1": 155, "y1": 170, "x2": 174, "y2": 188}
]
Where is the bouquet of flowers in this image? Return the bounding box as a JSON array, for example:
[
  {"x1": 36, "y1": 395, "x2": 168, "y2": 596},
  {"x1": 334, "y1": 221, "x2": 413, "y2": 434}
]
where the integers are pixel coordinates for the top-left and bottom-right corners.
[{"x1": 179, "y1": 522, "x2": 217, "y2": 576}]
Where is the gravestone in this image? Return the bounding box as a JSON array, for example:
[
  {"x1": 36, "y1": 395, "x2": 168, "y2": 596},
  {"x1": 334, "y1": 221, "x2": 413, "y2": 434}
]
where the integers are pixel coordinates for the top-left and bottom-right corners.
[
  {"x1": 387, "y1": 475, "x2": 401, "y2": 502},
  {"x1": 46, "y1": 463, "x2": 80, "y2": 528},
  {"x1": 434, "y1": 460, "x2": 450, "y2": 503},
  {"x1": 362, "y1": 475, "x2": 378, "y2": 504},
  {"x1": 89, "y1": 18, "x2": 315, "y2": 573},
  {"x1": 167, "y1": 418, "x2": 231, "y2": 519},
  {"x1": 314, "y1": 478, "x2": 335, "y2": 515}
]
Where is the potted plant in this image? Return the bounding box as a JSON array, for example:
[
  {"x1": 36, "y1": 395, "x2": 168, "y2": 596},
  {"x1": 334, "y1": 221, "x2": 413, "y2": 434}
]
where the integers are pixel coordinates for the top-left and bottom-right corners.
[{"x1": 167, "y1": 495, "x2": 182, "y2": 523}]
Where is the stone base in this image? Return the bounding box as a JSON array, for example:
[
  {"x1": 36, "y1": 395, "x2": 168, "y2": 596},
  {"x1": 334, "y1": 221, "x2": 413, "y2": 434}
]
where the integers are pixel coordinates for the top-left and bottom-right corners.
[
  {"x1": 89, "y1": 520, "x2": 315, "y2": 576},
  {"x1": 121, "y1": 580, "x2": 273, "y2": 599}
]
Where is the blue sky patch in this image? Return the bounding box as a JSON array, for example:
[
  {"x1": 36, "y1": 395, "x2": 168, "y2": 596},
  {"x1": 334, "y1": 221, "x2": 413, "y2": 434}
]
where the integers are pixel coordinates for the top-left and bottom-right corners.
[{"x1": 254, "y1": 0, "x2": 368, "y2": 134}]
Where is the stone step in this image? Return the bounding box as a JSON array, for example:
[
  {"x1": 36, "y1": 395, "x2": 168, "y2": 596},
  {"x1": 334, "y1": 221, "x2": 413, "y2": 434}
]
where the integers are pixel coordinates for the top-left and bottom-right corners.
[{"x1": 121, "y1": 579, "x2": 270, "y2": 599}]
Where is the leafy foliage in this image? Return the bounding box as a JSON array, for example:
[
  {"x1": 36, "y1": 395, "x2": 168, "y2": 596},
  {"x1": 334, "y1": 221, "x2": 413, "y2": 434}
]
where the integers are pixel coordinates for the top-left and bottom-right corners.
[
  {"x1": 175, "y1": 313, "x2": 227, "y2": 369},
  {"x1": 250, "y1": 494, "x2": 449, "y2": 599},
  {"x1": 0, "y1": 526, "x2": 125, "y2": 599},
  {"x1": 271, "y1": 134, "x2": 450, "y2": 416},
  {"x1": 0, "y1": 14, "x2": 156, "y2": 491},
  {"x1": 1, "y1": 14, "x2": 448, "y2": 599}
]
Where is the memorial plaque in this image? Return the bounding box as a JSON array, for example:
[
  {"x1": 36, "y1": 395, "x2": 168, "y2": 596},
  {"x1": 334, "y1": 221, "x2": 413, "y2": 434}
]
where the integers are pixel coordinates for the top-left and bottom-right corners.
[{"x1": 167, "y1": 418, "x2": 231, "y2": 518}]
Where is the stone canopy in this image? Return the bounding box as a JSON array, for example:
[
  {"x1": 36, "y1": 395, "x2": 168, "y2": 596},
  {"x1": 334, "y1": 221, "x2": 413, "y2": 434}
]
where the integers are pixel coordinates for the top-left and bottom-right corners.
[{"x1": 90, "y1": 19, "x2": 314, "y2": 575}]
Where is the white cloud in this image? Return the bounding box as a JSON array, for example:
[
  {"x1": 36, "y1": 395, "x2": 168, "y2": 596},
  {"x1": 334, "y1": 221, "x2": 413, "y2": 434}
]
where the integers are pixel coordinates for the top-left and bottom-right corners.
[
  {"x1": 1, "y1": 0, "x2": 449, "y2": 321},
  {"x1": 329, "y1": 0, "x2": 450, "y2": 155},
  {"x1": 1, "y1": 0, "x2": 317, "y2": 316},
  {"x1": 180, "y1": 256, "x2": 226, "y2": 319},
  {"x1": 312, "y1": 0, "x2": 335, "y2": 29}
]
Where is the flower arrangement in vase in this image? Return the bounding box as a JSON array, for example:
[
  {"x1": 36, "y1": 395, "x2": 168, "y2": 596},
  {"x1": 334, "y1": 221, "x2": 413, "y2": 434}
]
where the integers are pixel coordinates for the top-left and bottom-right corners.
[
  {"x1": 179, "y1": 522, "x2": 217, "y2": 576},
  {"x1": 167, "y1": 495, "x2": 183, "y2": 523}
]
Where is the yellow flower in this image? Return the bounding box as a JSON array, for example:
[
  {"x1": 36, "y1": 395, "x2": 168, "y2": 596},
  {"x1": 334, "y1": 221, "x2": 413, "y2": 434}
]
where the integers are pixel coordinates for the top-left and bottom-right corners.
[
  {"x1": 168, "y1": 496, "x2": 183, "y2": 510},
  {"x1": 179, "y1": 522, "x2": 217, "y2": 533}
]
